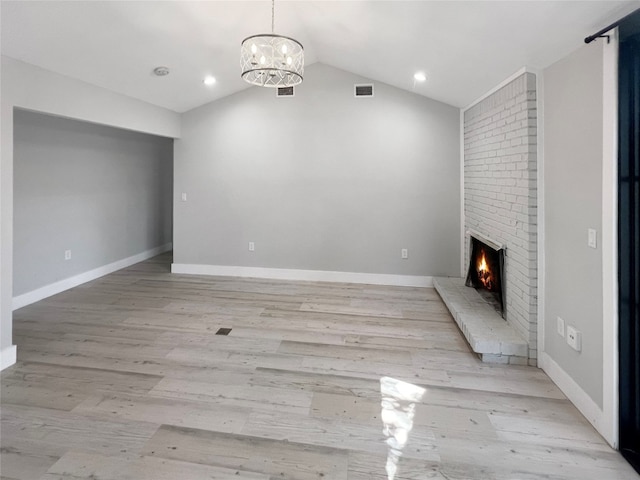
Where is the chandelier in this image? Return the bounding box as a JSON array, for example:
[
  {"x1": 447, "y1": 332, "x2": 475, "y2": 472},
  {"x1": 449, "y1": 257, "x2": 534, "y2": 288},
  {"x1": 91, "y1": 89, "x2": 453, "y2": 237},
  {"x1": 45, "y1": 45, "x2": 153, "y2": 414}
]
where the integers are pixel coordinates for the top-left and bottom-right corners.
[{"x1": 240, "y1": 0, "x2": 304, "y2": 88}]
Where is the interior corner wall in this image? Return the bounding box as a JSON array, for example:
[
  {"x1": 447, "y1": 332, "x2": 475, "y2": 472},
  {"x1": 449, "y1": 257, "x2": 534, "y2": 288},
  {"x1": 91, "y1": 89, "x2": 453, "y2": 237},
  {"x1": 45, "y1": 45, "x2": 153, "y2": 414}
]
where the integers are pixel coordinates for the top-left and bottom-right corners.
[
  {"x1": 13, "y1": 110, "x2": 173, "y2": 297},
  {"x1": 0, "y1": 55, "x2": 181, "y2": 367},
  {"x1": 173, "y1": 63, "x2": 461, "y2": 278},
  {"x1": 543, "y1": 41, "x2": 605, "y2": 409}
]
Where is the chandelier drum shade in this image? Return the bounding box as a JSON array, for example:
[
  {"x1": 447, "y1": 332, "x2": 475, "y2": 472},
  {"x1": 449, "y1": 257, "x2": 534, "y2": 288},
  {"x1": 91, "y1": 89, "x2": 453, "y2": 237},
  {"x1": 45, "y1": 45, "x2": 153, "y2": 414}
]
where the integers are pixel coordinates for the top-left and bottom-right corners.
[
  {"x1": 240, "y1": 0, "x2": 304, "y2": 88},
  {"x1": 240, "y1": 34, "x2": 303, "y2": 87}
]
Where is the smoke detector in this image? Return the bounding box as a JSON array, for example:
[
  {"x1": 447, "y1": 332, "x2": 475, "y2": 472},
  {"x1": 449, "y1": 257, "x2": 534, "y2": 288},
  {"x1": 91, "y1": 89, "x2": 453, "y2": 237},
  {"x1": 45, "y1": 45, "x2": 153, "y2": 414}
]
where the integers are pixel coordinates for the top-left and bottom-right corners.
[{"x1": 153, "y1": 66, "x2": 170, "y2": 77}]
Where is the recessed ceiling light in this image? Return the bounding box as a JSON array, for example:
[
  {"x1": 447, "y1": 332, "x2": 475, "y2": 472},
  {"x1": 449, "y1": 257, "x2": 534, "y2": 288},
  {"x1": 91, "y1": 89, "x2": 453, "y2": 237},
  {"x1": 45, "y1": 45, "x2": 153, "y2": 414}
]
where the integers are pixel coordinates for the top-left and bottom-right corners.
[
  {"x1": 203, "y1": 76, "x2": 216, "y2": 86},
  {"x1": 414, "y1": 72, "x2": 427, "y2": 82}
]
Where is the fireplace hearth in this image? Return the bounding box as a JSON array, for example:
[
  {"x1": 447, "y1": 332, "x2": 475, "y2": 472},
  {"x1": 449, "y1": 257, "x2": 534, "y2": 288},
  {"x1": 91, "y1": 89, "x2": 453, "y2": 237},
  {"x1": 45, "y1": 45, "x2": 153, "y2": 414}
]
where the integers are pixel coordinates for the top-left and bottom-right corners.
[{"x1": 465, "y1": 235, "x2": 505, "y2": 318}]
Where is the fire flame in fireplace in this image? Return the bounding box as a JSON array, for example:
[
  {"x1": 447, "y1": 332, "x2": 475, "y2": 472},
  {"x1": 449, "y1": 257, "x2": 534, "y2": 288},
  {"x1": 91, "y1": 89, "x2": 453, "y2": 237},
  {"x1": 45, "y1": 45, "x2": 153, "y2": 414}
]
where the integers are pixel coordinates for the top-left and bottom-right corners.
[{"x1": 477, "y1": 251, "x2": 494, "y2": 290}]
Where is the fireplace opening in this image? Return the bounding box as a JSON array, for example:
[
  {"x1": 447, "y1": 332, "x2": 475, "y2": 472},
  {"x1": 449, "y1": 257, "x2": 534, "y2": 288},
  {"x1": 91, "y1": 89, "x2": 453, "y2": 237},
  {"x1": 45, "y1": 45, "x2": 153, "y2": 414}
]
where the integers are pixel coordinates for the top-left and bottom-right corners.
[{"x1": 465, "y1": 236, "x2": 505, "y2": 318}]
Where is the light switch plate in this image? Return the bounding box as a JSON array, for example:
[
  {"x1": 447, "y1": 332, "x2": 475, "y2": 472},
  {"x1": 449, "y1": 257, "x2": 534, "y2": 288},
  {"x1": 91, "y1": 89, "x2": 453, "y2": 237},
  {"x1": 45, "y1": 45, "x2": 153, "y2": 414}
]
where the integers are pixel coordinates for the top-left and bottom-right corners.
[
  {"x1": 557, "y1": 316, "x2": 565, "y2": 337},
  {"x1": 588, "y1": 228, "x2": 597, "y2": 249}
]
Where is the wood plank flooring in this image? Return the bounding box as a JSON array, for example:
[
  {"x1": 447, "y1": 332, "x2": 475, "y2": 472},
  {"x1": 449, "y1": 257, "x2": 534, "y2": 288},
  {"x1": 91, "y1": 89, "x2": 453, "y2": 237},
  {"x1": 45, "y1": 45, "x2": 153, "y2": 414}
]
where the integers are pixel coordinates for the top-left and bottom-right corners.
[{"x1": 1, "y1": 253, "x2": 638, "y2": 479}]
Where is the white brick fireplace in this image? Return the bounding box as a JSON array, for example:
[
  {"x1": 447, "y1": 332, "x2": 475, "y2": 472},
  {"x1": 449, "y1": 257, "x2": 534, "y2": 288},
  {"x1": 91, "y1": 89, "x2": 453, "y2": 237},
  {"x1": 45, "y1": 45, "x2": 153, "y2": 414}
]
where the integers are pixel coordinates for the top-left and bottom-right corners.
[{"x1": 435, "y1": 72, "x2": 538, "y2": 366}]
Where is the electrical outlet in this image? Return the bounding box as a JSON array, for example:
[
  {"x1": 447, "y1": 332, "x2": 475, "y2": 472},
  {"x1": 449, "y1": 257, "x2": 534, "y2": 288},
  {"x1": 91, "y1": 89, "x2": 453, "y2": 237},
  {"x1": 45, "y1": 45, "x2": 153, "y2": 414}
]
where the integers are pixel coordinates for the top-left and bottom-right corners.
[
  {"x1": 181, "y1": 193, "x2": 187, "y2": 202},
  {"x1": 248, "y1": 242, "x2": 255, "y2": 252},
  {"x1": 557, "y1": 316, "x2": 565, "y2": 337},
  {"x1": 567, "y1": 325, "x2": 582, "y2": 351},
  {"x1": 64, "y1": 250, "x2": 71, "y2": 261},
  {"x1": 401, "y1": 248, "x2": 408, "y2": 259}
]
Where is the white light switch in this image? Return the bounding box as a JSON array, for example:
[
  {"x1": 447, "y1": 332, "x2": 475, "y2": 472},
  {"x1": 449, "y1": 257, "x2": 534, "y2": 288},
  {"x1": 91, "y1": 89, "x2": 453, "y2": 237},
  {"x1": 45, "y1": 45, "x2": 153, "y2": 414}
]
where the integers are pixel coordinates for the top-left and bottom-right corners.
[
  {"x1": 248, "y1": 242, "x2": 255, "y2": 252},
  {"x1": 401, "y1": 248, "x2": 408, "y2": 259},
  {"x1": 181, "y1": 193, "x2": 187, "y2": 202},
  {"x1": 587, "y1": 228, "x2": 597, "y2": 249},
  {"x1": 64, "y1": 250, "x2": 71, "y2": 261},
  {"x1": 557, "y1": 316, "x2": 565, "y2": 337}
]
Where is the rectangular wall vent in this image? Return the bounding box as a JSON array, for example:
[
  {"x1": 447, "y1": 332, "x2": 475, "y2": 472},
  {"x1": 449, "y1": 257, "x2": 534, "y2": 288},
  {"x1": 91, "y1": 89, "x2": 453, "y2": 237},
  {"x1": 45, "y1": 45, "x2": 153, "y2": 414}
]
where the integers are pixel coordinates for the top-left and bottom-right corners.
[
  {"x1": 277, "y1": 86, "x2": 295, "y2": 97},
  {"x1": 354, "y1": 84, "x2": 374, "y2": 97}
]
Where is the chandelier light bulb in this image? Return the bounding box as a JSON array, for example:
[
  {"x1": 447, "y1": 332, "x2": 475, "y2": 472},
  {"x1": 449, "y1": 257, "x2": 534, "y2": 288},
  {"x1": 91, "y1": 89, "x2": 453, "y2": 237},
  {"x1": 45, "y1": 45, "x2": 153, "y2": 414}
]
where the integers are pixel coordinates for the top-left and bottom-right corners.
[
  {"x1": 260, "y1": 55, "x2": 266, "y2": 64},
  {"x1": 251, "y1": 44, "x2": 257, "y2": 54},
  {"x1": 203, "y1": 75, "x2": 216, "y2": 86},
  {"x1": 281, "y1": 44, "x2": 288, "y2": 54},
  {"x1": 287, "y1": 56, "x2": 292, "y2": 65}
]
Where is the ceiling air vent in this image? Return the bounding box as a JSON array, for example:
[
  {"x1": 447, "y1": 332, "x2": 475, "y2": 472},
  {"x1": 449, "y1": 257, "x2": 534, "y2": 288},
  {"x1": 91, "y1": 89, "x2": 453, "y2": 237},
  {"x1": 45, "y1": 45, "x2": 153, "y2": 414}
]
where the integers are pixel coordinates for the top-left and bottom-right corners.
[
  {"x1": 354, "y1": 84, "x2": 374, "y2": 98},
  {"x1": 277, "y1": 86, "x2": 295, "y2": 97}
]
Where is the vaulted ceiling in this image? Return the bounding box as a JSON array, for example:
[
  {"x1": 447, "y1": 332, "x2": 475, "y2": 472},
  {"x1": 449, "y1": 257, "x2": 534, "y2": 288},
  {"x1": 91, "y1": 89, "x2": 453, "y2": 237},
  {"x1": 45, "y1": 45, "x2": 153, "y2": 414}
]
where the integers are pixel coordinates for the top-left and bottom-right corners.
[{"x1": 2, "y1": 1, "x2": 638, "y2": 113}]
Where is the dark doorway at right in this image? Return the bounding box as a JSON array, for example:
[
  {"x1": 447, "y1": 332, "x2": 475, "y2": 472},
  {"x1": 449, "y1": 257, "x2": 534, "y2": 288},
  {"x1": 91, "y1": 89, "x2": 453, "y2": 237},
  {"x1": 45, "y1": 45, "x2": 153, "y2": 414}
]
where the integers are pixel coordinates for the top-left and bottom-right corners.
[{"x1": 618, "y1": 9, "x2": 640, "y2": 475}]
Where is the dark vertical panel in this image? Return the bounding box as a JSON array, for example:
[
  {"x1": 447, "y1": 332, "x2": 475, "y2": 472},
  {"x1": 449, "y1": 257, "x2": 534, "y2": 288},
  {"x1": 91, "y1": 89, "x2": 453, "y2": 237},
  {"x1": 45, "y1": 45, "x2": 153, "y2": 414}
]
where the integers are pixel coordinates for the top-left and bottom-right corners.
[{"x1": 619, "y1": 13, "x2": 640, "y2": 474}]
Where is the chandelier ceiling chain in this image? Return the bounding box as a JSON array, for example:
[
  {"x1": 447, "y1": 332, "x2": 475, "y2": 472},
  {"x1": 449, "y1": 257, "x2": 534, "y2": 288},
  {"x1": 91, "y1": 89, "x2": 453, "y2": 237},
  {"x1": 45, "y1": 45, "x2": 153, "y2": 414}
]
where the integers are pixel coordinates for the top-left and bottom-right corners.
[{"x1": 240, "y1": 0, "x2": 304, "y2": 88}]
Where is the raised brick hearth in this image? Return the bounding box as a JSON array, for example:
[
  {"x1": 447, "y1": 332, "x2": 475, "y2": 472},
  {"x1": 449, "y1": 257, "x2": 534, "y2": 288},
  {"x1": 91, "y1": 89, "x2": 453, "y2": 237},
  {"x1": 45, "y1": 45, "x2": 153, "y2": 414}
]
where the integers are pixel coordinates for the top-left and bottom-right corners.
[{"x1": 434, "y1": 277, "x2": 528, "y2": 364}]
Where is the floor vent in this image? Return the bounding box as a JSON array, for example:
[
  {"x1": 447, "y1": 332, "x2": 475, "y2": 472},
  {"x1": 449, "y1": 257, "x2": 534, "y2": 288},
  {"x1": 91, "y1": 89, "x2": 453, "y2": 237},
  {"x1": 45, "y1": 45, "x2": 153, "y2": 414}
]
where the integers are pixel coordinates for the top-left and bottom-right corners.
[
  {"x1": 277, "y1": 86, "x2": 295, "y2": 97},
  {"x1": 215, "y1": 328, "x2": 232, "y2": 335},
  {"x1": 354, "y1": 84, "x2": 374, "y2": 97}
]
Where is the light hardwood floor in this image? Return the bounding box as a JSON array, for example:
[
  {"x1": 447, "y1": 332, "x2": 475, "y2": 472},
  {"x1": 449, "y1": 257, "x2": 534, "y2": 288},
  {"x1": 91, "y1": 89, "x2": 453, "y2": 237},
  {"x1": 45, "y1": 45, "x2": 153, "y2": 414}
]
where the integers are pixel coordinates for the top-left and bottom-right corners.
[{"x1": 1, "y1": 253, "x2": 638, "y2": 479}]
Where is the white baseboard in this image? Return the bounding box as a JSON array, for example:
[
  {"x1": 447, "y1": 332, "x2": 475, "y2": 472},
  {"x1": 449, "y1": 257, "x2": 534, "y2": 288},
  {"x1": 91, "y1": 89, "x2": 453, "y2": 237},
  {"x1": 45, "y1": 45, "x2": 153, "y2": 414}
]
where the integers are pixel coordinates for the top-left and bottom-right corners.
[
  {"x1": 171, "y1": 263, "x2": 433, "y2": 288},
  {"x1": 13, "y1": 243, "x2": 173, "y2": 310},
  {"x1": 1, "y1": 345, "x2": 17, "y2": 371},
  {"x1": 539, "y1": 351, "x2": 610, "y2": 445}
]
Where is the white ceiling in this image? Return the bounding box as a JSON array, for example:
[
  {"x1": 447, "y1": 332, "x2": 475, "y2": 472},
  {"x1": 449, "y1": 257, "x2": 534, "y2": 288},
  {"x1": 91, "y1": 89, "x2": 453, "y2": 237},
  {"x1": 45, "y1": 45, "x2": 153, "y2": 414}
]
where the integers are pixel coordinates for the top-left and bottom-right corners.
[{"x1": 2, "y1": 1, "x2": 639, "y2": 113}]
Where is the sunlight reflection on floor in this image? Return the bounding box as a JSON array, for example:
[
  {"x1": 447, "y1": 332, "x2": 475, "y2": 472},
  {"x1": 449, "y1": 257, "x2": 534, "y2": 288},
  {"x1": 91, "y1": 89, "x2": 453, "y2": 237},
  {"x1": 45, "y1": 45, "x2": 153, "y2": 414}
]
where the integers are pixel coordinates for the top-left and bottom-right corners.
[{"x1": 380, "y1": 376, "x2": 427, "y2": 480}]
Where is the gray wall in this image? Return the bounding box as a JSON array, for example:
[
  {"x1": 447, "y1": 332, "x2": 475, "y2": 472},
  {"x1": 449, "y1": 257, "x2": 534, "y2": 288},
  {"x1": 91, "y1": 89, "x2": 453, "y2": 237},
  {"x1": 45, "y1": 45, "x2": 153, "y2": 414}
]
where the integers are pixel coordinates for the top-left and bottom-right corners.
[
  {"x1": 173, "y1": 63, "x2": 460, "y2": 277},
  {"x1": 544, "y1": 42, "x2": 604, "y2": 407},
  {"x1": 13, "y1": 109, "x2": 173, "y2": 296}
]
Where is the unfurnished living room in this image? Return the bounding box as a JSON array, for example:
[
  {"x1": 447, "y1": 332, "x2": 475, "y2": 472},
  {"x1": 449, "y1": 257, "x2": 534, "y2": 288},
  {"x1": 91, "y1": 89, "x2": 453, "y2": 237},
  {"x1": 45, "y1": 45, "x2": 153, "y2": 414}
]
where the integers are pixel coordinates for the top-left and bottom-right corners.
[{"x1": 1, "y1": 1, "x2": 640, "y2": 479}]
